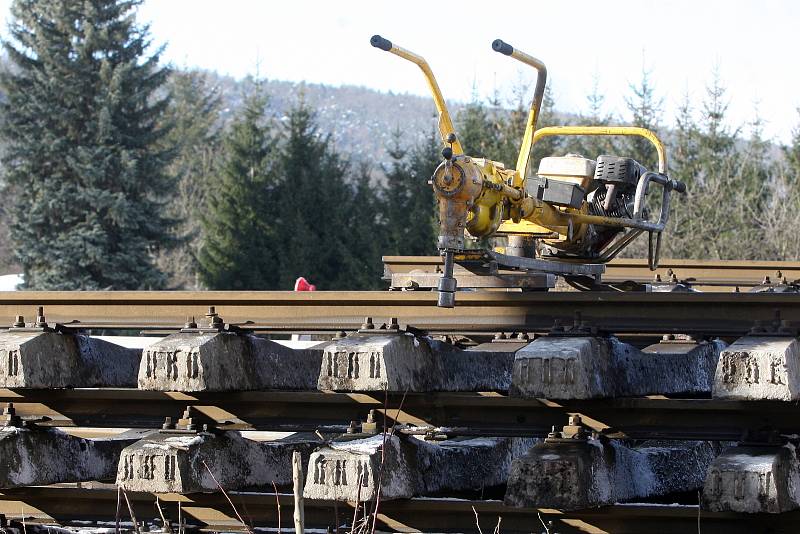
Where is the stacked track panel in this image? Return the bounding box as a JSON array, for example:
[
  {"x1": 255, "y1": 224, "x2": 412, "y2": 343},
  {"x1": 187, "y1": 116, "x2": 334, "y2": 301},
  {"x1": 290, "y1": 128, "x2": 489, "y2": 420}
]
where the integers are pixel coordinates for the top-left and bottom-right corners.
[{"x1": 0, "y1": 267, "x2": 799, "y2": 533}]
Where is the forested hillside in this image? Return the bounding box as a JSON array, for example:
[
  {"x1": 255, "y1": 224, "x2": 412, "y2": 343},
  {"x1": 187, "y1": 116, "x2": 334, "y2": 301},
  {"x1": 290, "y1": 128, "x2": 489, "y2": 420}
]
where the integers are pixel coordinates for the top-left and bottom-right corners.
[{"x1": 1, "y1": 0, "x2": 799, "y2": 291}]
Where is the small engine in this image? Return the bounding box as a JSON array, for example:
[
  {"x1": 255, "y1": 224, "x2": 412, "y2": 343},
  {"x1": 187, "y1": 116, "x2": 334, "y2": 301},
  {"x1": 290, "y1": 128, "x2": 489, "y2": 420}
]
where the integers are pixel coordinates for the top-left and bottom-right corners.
[
  {"x1": 370, "y1": 34, "x2": 686, "y2": 307},
  {"x1": 540, "y1": 154, "x2": 650, "y2": 259}
]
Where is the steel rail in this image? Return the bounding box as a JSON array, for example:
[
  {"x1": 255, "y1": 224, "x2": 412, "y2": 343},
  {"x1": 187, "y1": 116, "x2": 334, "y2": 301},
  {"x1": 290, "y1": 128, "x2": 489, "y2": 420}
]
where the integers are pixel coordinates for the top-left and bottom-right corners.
[
  {"x1": 3, "y1": 389, "x2": 798, "y2": 441},
  {"x1": 1, "y1": 290, "x2": 800, "y2": 336},
  {"x1": 1, "y1": 485, "x2": 797, "y2": 533},
  {"x1": 383, "y1": 255, "x2": 800, "y2": 288}
]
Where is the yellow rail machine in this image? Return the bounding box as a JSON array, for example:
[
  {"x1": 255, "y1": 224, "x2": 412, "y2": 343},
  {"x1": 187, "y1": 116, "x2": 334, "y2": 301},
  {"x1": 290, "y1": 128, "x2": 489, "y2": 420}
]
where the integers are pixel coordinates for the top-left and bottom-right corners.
[{"x1": 370, "y1": 36, "x2": 686, "y2": 307}]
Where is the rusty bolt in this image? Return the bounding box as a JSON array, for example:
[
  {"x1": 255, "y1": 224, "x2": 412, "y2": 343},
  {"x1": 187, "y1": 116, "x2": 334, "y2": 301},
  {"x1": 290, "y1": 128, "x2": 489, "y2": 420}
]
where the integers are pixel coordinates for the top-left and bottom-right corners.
[
  {"x1": 206, "y1": 306, "x2": 223, "y2": 327},
  {"x1": 184, "y1": 316, "x2": 197, "y2": 329},
  {"x1": 662, "y1": 334, "x2": 676, "y2": 341},
  {"x1": 653, "y1": 273, "x2": 662, "y2": 283},
  {"x1": 389, "y1": 317, "x2": 400, "y2": 330},
  {"x1": 763, "y1": 275, "x2": 772, "y2": 285},
  {"x1": 3, "y1": 403, "x2": 14, "y2": 416},
  {"x1": 162, "y1": 417, "x2": 174, "y2": 430},
  {"x1": 12, "y1": 316, "x2": 24, "y2": 328},
  {"x1": 361, "y1": 317, "x2": 375, "y2": 330},
  {"x1": 516, "y1": 332, "x2": 529, "y2": 341},
  {"x1": 347, "y1": 420, "x2": 359, "y2": 434},
  {"x1": 34, "y1": 306, "x2": 46, "y2": 328}
]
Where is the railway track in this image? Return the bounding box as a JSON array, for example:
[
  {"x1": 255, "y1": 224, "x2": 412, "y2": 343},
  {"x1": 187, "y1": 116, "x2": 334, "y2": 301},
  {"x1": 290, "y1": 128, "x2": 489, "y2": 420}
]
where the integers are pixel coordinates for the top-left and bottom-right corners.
[
  {"x1": 384, "y1": 255, "x2": 800, "y2": 291},
  {"x1": 2, "y1": 486, "x2": 799, "y2": 534},
  {"x1": 2, "y1": 389, "x2": 795, "y2": 442},
  {"x1": 0, "y1": 289, "x2": 799, "y2": 336},
  {"x1": 1, "y1": 260, "x2": 800, "y2": 533}
]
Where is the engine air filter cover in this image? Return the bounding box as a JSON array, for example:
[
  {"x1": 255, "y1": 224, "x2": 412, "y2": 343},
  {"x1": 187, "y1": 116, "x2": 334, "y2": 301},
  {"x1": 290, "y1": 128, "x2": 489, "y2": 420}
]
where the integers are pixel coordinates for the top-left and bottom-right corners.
[{"x1": 594, "y1": 155, "x2": 645, "y2": 189}]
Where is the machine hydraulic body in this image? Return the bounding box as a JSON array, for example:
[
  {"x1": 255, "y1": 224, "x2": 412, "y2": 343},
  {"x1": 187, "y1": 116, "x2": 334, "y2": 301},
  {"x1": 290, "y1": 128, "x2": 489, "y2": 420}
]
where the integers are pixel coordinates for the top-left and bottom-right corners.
[{"x1": 370, "y1": 36, "x2": 686, "y2": 307}]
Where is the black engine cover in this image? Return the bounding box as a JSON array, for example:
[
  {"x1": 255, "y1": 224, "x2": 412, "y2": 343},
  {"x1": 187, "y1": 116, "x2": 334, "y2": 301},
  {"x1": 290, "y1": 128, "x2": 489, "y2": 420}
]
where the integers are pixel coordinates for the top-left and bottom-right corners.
[{"x1": 594, "y1": 155, "x2": 646, "y2": 190}]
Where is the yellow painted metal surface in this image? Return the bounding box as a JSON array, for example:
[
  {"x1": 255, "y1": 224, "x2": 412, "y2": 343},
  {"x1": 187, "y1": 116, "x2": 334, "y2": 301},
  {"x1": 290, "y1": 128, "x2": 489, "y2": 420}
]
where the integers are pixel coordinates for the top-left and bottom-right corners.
[
  {"x1": 529, "y1": 126, "x2": 668, "y2": 173},
  {"x1": 384, "y1": 44, "x2": 463, "y2": 154}
]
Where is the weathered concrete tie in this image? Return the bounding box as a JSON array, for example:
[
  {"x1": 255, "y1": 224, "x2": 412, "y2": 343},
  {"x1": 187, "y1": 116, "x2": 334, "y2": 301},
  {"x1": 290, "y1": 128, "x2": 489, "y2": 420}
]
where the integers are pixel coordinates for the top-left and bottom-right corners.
[
  {"x1": 702, "y1": 435, "x2": 800, "y2": 513},
  {"x1": 318, "y1": 318, "x2": 519, "y2": 392},
  {"x1": 0, "y1": 310, "x2": 140, "y2": 388},
  {"x1": 713, "y1": 336, "x2": 800, "y2": 400},
  {"x1": 0, "y1": 412, "x2": 146, "y2": 488},
  {"x1": 505, "y1": 416, "x2": 717, "y2": 510},
  {"x1": 138, "y1": 308, "x2": 322, "y2": 392},
  {"x1": 116, "y1": 429, "x2": 317, "y2": 493},
  {"x1": 511, "y1": 334, "x2": 723, "y2": 399},
  {"x1": 303, "y1": 432, "x2": 534, "y2": 502}
]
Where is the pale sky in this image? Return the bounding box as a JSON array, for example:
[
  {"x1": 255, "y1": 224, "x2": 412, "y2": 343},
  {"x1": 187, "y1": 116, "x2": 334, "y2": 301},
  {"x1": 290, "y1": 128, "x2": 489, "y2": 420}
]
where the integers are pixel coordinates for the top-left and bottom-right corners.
[{"x1": 1, "y1": 0, "x2": 798, "y2": 142}]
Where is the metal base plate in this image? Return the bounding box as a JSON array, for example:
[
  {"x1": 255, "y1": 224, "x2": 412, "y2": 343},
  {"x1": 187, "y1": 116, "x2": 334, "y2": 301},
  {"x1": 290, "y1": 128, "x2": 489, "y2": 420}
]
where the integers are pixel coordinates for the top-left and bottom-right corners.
[{"x1": 388, "y1": 250, "x2": 603, "y2": 290}]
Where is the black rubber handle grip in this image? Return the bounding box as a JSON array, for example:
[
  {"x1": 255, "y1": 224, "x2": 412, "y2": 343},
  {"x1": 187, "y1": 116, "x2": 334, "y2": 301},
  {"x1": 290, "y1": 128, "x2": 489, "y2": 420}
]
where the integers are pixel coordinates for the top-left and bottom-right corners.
[
  {"x1": 492, "y1": 39, "x2": 513, "y2": 56},
  {"x1": 370, "y1": 35, "x2": 392, "y2": 51},
  {"x1": 672, "y1": 179, "x2": 687, "y2": 194}
]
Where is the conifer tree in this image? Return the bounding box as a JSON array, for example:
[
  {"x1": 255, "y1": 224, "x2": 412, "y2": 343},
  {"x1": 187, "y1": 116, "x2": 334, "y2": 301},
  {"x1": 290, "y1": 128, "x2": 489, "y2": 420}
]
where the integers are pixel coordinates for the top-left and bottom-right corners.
[
  {"x1": 381, "y1": 128, "x2": 438, "y2": 256},
  {"x1": 344, "y1": 162, "x2": 386, "y2": 289},
  {"x1": 198, "y1": 86, "x2": 279, "y2": 289},
  {"x1": 624, "y1": 66, "x2": 663, "y2": 170},
  {"x1": 276, "y1": 100, "x2": 360, "y2": 290},
  {"x1": 455, "y1": 96, "x2": 501, "y2": 159},
  {"x1": 786, "y1": 109, "x2": 800, "y2": 179},
  {"x1": 503, "y1": 85, "x2": 561, "y2": 175},
  {"x1": 158, "y1": 70, "x2": 222, "y2": 288},
  {"x1": 570, "y1": 74, "x2": 620, "y2": 159},
  {"x1": 1, "y1": 0, "x2": 174, "y2": 289}
]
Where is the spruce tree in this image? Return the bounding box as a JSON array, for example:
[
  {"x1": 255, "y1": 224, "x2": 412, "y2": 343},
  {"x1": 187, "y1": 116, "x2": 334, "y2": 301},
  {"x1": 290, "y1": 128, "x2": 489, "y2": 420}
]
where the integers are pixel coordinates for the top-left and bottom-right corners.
[
  {"x1": 455, "y1": 96, "x2": 501, "y2": 159},
  {"x1": 197, "y1": 84, "x2": 279, "y2": 289},
  {"x1": 276, "y1": 99, "x2": 359, "y2": 290},
  {"x1": 344, "y1": 162, "x2": 386, "y2": 289},
  {"x1": 500, "y1": 84, "x2": 562, "y2": 175},
  {"x1": 381, "y1": 128, "x2": 438, "y2": 256},
  {"x1": 624, "y1": 66, "x2": 664, "y2": 170},
  {"x1": 569, "y1": 74, "x2": 620, "y2": 159},
  {"x1": 158, "y1": 69, "x2": 222, "y2": 289},
  {"x1": 1, "y1": 0, "x2": 174, "y2": 289},
  {"x1": 786, "y1": 109, "x2": 800, "y2": 179}
]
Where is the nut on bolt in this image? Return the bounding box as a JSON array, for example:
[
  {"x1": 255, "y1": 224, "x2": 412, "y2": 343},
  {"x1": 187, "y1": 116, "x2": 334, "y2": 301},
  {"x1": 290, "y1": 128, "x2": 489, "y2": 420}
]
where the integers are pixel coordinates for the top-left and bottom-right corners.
[
  {"x1": 34, "y1": 306, "x2": 47, "y2": 328},
  {"x1": 362, "y1": 409, "x2": 378, "y2": 435},
  {"x1": 206, "y1": 306, "x2": 224, "y2": 328}
]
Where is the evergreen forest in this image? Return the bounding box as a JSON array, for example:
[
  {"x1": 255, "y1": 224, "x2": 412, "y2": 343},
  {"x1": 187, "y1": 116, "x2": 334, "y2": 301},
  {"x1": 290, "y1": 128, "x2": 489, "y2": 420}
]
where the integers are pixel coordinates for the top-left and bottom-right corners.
[{"x1": 2, "y1": 0, "x2": 800, "y2": 290}]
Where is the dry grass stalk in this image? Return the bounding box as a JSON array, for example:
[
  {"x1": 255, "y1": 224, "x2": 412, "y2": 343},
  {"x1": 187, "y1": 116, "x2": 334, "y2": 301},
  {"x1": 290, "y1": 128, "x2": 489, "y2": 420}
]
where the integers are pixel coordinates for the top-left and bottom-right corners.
[
  {"x1": 471, "y1": 506, "x2": 484, "y2": 534},
  {"x1": 154, "y1": 496, "x2": 170, "y2": 533},
  {"x1": 200, "y1": 459, "x2": 253, "y2": 534},
  {"x1": 272, "y1": 480, "x2": 282, "y2": 534},
  {"x1": 292, "y1": 450, "x2": 305, "y2": 534},
  {"x1": 120, "y1": 487, "x2": 141, "y2": 534},
  {"x1": 368, "y1": 386, "x2": 409, "y2": 534}
]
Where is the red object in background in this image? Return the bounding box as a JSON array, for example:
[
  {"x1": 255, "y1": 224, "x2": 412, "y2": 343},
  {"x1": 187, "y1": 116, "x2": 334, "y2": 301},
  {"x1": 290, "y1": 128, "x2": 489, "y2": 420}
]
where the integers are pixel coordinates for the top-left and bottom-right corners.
[{"x1": 294, "y1": 277, "x2": 316, "y2": 291}]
